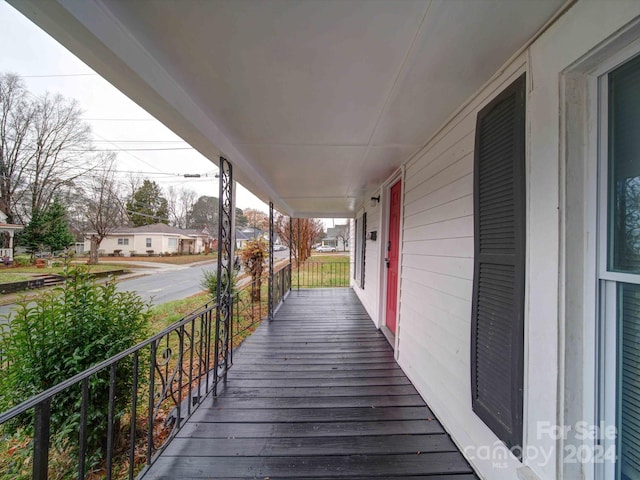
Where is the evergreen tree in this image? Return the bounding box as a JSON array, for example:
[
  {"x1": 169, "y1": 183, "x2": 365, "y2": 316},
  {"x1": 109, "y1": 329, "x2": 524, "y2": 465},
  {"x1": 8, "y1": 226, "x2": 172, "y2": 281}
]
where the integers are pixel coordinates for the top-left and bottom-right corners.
[
  {"x1": 236, "y1": 207, "x2": 249, "y2": 229},
  {"x1": 126, "y1": 179, "x2": 169, "y2": 226},
  {"x1": 20, "y1": 208, "x2": 48, "y2": 254},
  {"x1": 187, "y1": 195, "x2": 219, "y2": 230},
  {"x1": 20, "y1": 198, "x2": 74, "y2": 253},
  {"x1": 43, "y1": 199, "x2": 75, "y2": 251}
]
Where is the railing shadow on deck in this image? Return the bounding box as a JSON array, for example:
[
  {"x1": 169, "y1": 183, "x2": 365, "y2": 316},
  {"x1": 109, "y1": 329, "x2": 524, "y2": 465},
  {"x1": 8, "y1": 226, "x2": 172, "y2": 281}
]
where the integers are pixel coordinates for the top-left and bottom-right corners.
[{"x1": 0, "y1": 263, "x2": 292, "y2": 480}]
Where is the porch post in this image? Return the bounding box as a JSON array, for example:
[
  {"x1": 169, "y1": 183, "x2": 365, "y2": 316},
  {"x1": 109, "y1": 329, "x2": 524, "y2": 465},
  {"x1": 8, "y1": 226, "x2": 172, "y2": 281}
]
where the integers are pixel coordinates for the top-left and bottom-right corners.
[
  {"x1": 289, "y1": 216, "x2": 292, "y2": 292},
  {"x1": 8, "y1": 231, "x2": 13, "y2": 260},
  {"x1": 268, "y1": 201, "x2": 274, "y2": 321},
  {"x1": 215, "y1": 156, "x2": 234, "y2": 394},
  {"x1": 297, "y1": 218, "x2": 300, "y2": 291}
]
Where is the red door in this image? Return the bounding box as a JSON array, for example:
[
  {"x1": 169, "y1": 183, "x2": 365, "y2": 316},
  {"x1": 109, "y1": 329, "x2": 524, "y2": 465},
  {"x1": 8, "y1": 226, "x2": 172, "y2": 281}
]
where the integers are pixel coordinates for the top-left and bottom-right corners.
[{"x1": 385, "y1": 180, "x2": 401, "y2": 335}]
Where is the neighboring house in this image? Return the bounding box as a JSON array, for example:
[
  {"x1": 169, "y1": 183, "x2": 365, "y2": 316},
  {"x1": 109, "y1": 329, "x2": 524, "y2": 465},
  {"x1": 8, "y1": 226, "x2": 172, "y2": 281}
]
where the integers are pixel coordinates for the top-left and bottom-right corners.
[
  {"x1": 0, "y1": 209, "x2": 23, "y2": 262},
  {"x1": 182, "y1": 228, "x2": 213, "y2": 253},
  {"x1": 19, "y1": 2, "x2": 640, "y2": 479},
  {"x1": 84, "y1": 224, "x2": 210, "y2": 256},
  {"x1": 236, "y1": 228, "x2": 275, "y2": 249},
  {"x1": 324, "y1": 225, "x2": 348, "y2": 251},
  {"x1": 240, "y1": 227, "x2": 267, "y2": 241},
  {"x1": 234, "y1": 229, "x2": 251, "y2": 250}
]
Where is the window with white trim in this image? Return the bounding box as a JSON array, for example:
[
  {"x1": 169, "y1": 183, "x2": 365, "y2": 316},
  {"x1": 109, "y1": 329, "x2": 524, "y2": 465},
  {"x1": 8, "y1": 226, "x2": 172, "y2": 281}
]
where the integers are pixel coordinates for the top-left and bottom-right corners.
[
  {"x1": 117, "y1": 238, "x2": 129, "y2": 246},
  {"x1": 598, "y1": 53, "x2": 640, "y2": 480},
  {"x1": 146, "y1": 238, "x2": 152, "y2": 248}
]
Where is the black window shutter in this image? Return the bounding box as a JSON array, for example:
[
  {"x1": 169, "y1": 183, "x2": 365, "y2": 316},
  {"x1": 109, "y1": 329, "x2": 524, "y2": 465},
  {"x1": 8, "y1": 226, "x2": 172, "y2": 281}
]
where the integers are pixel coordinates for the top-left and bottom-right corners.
[
  {"x1": 471, "y1": 74, "x2": 526, "y2": 451},
  {"x1": 354, "y1": 218, "x2": 358, "y2": 281}
]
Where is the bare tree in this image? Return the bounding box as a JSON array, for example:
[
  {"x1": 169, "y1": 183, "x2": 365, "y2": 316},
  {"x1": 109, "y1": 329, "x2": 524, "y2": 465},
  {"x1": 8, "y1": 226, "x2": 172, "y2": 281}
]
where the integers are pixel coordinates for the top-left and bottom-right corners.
[
  {"x1": 244, "y1": 208, "x2": 269, "y2": 234},
  {"x1": 166, "y1": 186, "x2": 197, "y2": 228},
  {"x1": 0, "y1": 73, "x2": 33, "y2": 224},
  {"x1": 334, "y1": 223, "x2": 350, "y2": 251},
  {"x1": 27, "y1": 92, "x2": 93, "y2": 219},
  {"x1": 275, "y1": 216, "x2": 324, "y2": 266},
  {"x1": 166, "y1": 186, "x2": 180, "y2": 227},
  {"x1": 85, "y1": 153, "x2": 126, "y2": 264},
  {"x1": 124, "y1": 173, "x2": 143, "y2": 202},
  {"x1": 180, "y1": 188, "x2": 198, "y2": 228},
  {"x1": 0, "y1": 73, "x2": 97, "y2": 224}
]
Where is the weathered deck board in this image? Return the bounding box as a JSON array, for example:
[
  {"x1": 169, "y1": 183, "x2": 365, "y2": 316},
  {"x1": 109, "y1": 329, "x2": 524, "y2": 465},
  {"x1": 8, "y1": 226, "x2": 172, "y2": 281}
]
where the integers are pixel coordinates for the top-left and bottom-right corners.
[{"x1": 142, "y1": 288, "x2": 477, "y2": 479}]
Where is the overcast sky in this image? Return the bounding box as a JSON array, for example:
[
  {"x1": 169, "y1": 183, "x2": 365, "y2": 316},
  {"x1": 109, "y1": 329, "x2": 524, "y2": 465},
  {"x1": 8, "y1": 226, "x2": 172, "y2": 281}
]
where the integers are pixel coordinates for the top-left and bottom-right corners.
[{"x1": 0, "y1": 1, "x2": 267, "y2": 212}]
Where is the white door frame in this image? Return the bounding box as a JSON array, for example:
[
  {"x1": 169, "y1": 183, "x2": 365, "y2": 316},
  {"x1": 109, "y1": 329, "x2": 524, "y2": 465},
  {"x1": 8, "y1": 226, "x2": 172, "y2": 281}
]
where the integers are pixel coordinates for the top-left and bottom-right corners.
[{"x1": 377, "y1": 167, "x2": 405, "y2": 355}]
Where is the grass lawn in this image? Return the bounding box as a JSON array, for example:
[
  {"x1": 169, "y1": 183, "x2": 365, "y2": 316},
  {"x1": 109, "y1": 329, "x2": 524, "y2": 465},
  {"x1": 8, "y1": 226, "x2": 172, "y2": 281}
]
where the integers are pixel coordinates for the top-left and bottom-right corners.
[
  {"x1": 306, "y1": 254, "x2": 349, "y2": 263},
  {"x1": 293, "y1": 255, "x2": 350, "y2": 287},
  {"x1": 0, "y1": 264, "x2": 129, "y2": 285},
  {"x1": 0, "y1": 273, "x2": 32, "y2": 284},
  {"x1": 148, "y1": 291, "x2": 212, "y2": 332}
]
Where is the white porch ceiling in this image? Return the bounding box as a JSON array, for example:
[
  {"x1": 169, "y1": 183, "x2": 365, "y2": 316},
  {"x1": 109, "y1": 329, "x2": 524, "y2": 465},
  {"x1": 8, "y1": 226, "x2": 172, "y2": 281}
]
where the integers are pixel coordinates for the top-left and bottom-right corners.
[{"x1": 10, "y1": 0, "x2": 565, "y2": 217}]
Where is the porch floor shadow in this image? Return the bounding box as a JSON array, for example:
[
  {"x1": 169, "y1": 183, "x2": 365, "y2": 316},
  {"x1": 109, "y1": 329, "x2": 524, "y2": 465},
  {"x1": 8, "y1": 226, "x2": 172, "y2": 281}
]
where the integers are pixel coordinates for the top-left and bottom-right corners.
[{"x1": 142, "y1": 288, "x2": 478, "y2": 479}]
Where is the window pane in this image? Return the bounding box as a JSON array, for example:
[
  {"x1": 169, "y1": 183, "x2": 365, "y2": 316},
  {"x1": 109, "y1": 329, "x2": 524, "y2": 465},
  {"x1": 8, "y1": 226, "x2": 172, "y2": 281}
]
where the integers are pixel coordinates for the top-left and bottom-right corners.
[
  {"x1": 609, "y1": 55, "x2": 640, "y2": 272},
  {"x1": 618, "y1": 283, "x2": 640, "y2": 479}
]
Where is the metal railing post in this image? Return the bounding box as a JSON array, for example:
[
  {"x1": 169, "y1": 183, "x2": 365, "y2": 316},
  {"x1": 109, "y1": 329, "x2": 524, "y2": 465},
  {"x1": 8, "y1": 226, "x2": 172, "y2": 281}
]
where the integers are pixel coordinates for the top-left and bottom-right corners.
[
  {"x1": 289, "y1": 217, "x2": 293, "y2": 292},
  {"x1": 268, "y1": 201, "x2": 274, "y2": 320},
  {"x1": 32, "y1": 398, "x2": 51, "y2": 480},
  {"x1": 216, "y1": 156, "x2": 234, "y2": 395},
  {"x1": 297, "y1": 218, "x2": 300, "y2": 291}
]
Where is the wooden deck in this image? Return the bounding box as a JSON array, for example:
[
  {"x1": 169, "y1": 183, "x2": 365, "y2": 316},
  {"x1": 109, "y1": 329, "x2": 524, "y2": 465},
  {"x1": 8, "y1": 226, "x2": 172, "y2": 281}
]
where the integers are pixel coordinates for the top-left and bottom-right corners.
[{"x1": 143, "y1": 288, "x2": 478, "y2": 479}]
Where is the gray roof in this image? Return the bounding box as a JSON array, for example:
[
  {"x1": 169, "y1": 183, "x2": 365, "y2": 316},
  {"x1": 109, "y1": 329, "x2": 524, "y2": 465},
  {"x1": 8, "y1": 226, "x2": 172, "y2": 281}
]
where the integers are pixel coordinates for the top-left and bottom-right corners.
[
  {"x1": 102, "y1": 223, "x2": 210, "y2": 238},
  {"x1": 235, "y1": 230, "x2": 251, "y2": 240}
]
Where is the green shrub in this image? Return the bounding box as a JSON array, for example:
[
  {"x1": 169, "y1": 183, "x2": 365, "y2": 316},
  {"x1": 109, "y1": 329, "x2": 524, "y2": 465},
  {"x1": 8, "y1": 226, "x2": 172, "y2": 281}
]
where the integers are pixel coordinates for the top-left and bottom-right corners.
[
  {"x1": 12, "y1": 255, "x2": 30, "y2": 267},
  {"x1": 200, "y1": 267, "x2": 237, "y2": 300},
  {"x1": 0, "y1": 266, "x2": 150, "y2": 470}
]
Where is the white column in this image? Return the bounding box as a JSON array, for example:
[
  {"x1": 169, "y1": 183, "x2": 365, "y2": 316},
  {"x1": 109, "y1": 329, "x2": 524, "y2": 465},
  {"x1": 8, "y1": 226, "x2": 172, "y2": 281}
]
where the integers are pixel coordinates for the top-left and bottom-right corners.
[{"x1": 8, "y1": 231, "x2": 13, "y2": 260}]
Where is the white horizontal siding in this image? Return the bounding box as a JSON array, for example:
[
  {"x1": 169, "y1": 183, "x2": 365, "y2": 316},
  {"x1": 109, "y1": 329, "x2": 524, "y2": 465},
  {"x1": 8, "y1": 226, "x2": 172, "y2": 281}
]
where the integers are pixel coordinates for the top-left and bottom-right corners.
[
  {"x1": 394, "y1": 3, "x2": 640, "y2": 480},
  {"x1": 348, "y1": 4, "x2": 640, "y2": 479},
  {"x1": 396, "y1": 50, "x2": 529, "y2": 477},
  {"x1": 403, "y1": 174, "x2": 472, "y2": 218},
  {"x1": 403, "y1": 194, "x2": 472, "y2": 230},
  {"x1": 402, "y1": 255, "x2": 473, "y2": 286},
  {"x1": 403, "y1": 216, "x2": 472, "y2": 242}
]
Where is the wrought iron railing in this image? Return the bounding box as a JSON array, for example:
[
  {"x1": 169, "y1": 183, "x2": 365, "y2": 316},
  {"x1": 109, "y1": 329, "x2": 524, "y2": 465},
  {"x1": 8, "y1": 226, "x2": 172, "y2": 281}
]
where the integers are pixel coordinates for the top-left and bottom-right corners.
[
  {"x1": 295, "y1": 260, "x2": 350, "y2": 289},
  {"x1": 271, "y1": 263, "x2": 292, "y2": 309},
  {"x1": 0, "y1": 264, "x2": 292, "y2": 480}
]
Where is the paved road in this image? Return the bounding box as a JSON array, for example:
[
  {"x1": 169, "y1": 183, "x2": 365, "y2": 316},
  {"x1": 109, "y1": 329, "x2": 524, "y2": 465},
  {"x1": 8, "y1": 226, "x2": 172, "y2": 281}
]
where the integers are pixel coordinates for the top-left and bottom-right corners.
[
  {"x1": 0, "y1": 249, "x2": 291, "y2": 321},
  {"x1": 0, "y1": 261, "x2": 217, "y2": 321},
  {"x1": 116, "y1": 261, "x2": 217, "y2": 306}
]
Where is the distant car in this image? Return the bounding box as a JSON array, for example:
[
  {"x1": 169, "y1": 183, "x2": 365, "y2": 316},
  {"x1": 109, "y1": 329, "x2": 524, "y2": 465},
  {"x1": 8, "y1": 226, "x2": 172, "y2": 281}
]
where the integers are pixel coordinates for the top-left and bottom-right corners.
[
  {"x1": 273, "y1": 244, "x2": 287, "y2": 251},
  {"x1": 316, "y1": 245, "x2": 336, "y2": 253}
]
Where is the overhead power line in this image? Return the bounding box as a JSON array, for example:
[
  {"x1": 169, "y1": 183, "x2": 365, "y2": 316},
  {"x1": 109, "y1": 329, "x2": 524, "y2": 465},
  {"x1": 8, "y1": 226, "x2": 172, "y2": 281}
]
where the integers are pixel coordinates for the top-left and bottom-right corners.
[
  {"x1": 83, "y1": 118, "x2": 157, "y2": 122},
  {"x1": 18, "y1": 147, "x2": 194, "y2": 152},
  {"x1": 92, "y1": 140, "x2": 188, "y2": 143},
  {"x1": 125, "y1": 210, "x2": 170, "y2": 223},
  {"x1": 91, "y1": 131, "x2": 166, "y2": 174},
  {"x1": 74, "y1": 147, "x2": 195, "y2": 152},
  {"x1": 23, "y1": 73, "x2": 99, "y2": 78}
]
